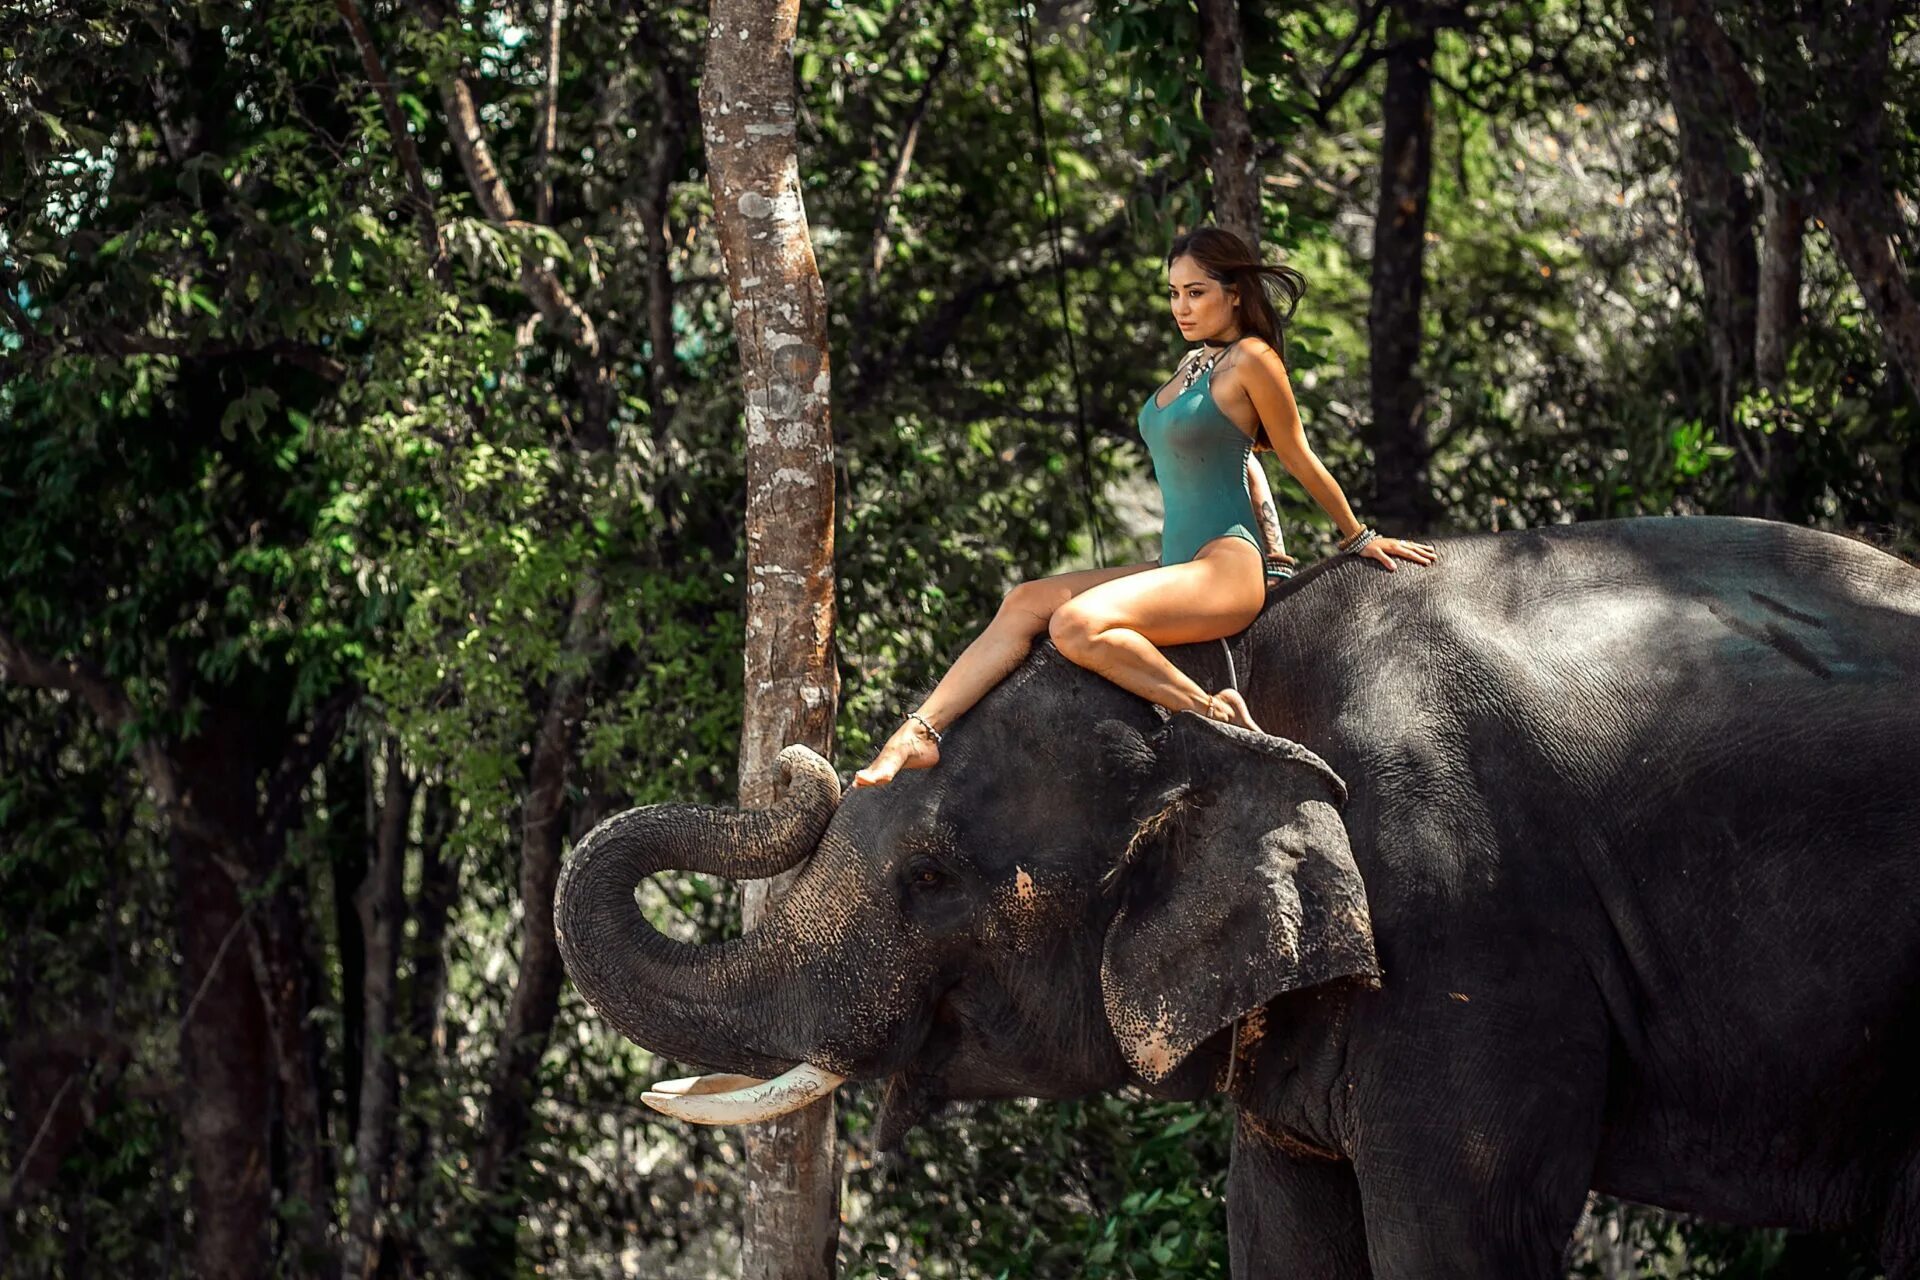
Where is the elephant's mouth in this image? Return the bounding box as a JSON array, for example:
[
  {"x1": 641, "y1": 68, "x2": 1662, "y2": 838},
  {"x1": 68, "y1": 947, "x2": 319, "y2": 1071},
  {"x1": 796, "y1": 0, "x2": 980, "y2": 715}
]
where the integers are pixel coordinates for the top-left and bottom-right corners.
[
  {"x1": 640, "y1": 990, "x2": 949, "y2": 1128},
  {"x1": 873, "y1": 1063, "x2": 946, "y2": 1150}
]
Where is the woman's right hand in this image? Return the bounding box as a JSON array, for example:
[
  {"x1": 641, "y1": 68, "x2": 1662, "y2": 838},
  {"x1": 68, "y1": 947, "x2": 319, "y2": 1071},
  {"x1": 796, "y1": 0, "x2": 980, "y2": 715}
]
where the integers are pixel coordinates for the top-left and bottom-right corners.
[{"x1": 1355, "y1": 537, "x2": 1437, "y2": 573}]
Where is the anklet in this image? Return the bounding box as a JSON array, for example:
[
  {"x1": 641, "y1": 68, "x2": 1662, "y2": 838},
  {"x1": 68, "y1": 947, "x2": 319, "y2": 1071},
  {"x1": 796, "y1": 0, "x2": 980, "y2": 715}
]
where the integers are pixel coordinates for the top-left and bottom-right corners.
[{"x1": 906, "y1": 711, "x2": 942, "y2": 744}]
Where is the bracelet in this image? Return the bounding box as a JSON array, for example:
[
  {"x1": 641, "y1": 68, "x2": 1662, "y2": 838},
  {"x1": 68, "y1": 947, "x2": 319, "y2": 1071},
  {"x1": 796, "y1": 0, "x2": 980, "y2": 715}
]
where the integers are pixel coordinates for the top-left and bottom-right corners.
[
  {"x1": 1339, "y1": 525, "x2": 1379, "y2": 555},
  {"x1": 906, "y1": 711, "x2": 942, "y2": 744}
]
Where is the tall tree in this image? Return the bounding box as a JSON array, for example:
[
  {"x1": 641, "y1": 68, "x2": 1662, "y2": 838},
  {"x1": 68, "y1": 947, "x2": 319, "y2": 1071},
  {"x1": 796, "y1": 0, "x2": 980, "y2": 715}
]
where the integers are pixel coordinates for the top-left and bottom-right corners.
[
  {"x1": 1195, "y1": 0, "x2": 1260, "y2": 243},
  {"x1": 1657, "y1": 1, "x2": 1762, "y2": 506},
  {"x1": 701, "y1": 0, "x2": 844, "y2": 1275},
  {"x1": 1664, "y1": 0, "x2": 1920, "y2": 402},
  {"x1": 1366, "y1": 0, "x2": 1444, "y2": 532}
]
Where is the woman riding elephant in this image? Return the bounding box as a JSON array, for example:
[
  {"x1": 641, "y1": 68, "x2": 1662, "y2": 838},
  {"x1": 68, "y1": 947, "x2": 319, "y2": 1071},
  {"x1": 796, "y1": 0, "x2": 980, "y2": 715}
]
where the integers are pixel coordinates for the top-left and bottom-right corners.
[{"x1": 852, "y1": 224, "x2": 1436, "y2": 788}]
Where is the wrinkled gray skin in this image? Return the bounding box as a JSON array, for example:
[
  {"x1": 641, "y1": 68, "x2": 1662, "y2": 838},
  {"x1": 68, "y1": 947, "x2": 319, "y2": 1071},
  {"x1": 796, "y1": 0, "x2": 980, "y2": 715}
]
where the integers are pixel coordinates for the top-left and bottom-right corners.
[{"x1": 554, "y1": 515, "x2": 1920, "y2": 1279}]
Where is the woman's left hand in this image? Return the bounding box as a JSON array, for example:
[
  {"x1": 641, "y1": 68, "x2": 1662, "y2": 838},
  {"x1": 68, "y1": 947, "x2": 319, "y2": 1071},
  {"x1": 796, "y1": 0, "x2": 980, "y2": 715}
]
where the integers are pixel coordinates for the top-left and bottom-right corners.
[{"x1": 1358, "y1": 536, "x2": 1438, "y2": 572}]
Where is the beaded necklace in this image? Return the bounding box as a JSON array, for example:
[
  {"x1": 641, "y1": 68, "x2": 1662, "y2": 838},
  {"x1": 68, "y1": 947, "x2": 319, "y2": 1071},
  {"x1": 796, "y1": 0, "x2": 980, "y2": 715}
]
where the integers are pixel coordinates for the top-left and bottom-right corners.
[{"x1": 1176, "y1": 334, "x2": 1243, "y2": 394}]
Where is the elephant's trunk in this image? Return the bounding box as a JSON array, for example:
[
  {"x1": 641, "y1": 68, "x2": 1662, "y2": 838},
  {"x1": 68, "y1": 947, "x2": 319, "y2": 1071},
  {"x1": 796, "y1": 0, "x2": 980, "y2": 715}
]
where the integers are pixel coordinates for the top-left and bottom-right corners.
[{"x1": 553, "y1": 743, "x2": 841, "y2": 1080}]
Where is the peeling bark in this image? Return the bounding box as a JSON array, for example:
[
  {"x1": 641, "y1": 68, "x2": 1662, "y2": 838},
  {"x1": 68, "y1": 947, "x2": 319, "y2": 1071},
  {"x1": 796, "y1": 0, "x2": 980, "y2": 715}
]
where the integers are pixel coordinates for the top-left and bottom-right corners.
[{"x1": 702, "y1": 0, "x2": 843, "y2": 1273}]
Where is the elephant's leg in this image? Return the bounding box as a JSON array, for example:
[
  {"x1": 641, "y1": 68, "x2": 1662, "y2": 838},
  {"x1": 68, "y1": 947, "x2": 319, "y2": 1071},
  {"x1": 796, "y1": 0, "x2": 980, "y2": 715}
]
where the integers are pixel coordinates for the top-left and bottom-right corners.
[
  {"x1": 1347, "y1": 1027, "x2": 1607, "y2": 1279},
  {"x1": 1226, "y1": 1114, "x2": 1371, "y2": 1278},
  {"x1": 1881, "y1": 1148, "x2": 1920, "y2": 1279}
]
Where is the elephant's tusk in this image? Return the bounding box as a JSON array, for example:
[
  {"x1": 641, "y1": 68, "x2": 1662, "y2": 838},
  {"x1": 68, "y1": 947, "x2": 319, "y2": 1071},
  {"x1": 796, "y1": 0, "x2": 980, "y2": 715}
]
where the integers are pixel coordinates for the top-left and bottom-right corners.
[{"x1": 641, "y1": 1062, "x2": 846, "y2": 1125}]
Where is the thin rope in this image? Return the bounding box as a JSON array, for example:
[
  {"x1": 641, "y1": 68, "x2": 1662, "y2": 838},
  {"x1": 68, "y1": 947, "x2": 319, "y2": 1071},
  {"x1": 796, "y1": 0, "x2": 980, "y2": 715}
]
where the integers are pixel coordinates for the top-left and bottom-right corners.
[
  {"x1": 1014, "y1": 1, "x2": 1105, "y2": 567},
  {"x1": 1218, "y1": 633, "x2": 1244, "y2": 1096}
]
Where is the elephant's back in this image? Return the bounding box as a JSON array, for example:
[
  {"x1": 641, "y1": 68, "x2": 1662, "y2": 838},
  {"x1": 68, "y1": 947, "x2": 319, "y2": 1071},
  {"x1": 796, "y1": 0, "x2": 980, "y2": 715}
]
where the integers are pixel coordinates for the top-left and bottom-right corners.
[
  {"x1": 1452, "y1": 515, "x2": 1920, "y2": 718},
  {"x1": 1259, "y1": 516, "x2": 1920, "y2": 741}
]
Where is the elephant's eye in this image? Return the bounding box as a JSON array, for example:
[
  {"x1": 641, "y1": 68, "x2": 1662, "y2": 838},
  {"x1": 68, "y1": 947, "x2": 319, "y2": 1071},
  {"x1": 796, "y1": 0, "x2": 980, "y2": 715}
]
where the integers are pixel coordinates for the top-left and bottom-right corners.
[{"x1": 903, "y1": 855, "x2": 949, "y2": 890}]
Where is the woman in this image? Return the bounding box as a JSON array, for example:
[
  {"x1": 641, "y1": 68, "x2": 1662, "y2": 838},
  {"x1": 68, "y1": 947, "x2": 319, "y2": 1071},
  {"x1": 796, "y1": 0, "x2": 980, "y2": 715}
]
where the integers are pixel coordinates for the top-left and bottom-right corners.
[{"x1": 852, "y1": 225, "x2": 1438, "y2": 788}]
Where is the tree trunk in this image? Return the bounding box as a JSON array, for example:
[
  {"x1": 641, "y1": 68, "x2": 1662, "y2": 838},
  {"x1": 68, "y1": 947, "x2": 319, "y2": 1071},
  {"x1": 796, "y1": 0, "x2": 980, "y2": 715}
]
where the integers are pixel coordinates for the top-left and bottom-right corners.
[
  {"x1": 1365, "y1": 0, "x2": 1440, "y2": 533},
  {"x1": 464, "y1": 571, "x2": 606, "y2": 1273},
  {"x1": 1756, "y1": 179, "x2": 1805, "y2": 518},
  {"x1": 1756, "y1": 181, "x2": 1803, "y2": 391},
  {"x1": 344, "y1": 737, "x2": 414, "y2": 1280},
  {"x1": 1665, "y1": 0, "x2": 1920, "y2": 404},
  {"x1": 1658, "y1": 0, "x2": 1765, "y2": 511},
  {"x1": 640, "y1": 31, "x2": 695, "y2": 557},
  {"x1": 701, "y1": 0, "x2": 844, "y2": 1274},
  {"x1": 330, "y1": 748, "x2": 369, "y2": 1138},
  {"x1": 169, "y1": 712, "x2": 276, "y2": 1280},
  {"x1": 256, "y1": 871, "x2": 334, "y2": 1277},
  {"x1": 1194, "y1": 0, "x2": 1259, "y2": 245},
  {"x1": 386, "y1": 783, "x2": 458, "y2": 1280}
]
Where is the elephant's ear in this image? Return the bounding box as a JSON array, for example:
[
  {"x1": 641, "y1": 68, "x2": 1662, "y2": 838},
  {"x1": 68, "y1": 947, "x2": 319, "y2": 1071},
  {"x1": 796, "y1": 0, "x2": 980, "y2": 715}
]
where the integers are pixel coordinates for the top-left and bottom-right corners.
[{"x1": 1100, "y1": 711, "x2": 1382, "y2": 1083}]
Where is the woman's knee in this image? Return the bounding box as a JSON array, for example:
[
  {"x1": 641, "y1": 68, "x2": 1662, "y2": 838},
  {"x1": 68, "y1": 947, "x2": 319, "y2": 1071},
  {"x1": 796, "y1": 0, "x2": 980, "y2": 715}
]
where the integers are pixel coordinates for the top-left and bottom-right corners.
[
  {"x1": 1047, "y1": 602, "x2": 1103, "y2": 658},
  {"x1": 997, "y1": 579, "x2": 1058, "y2": 634}
]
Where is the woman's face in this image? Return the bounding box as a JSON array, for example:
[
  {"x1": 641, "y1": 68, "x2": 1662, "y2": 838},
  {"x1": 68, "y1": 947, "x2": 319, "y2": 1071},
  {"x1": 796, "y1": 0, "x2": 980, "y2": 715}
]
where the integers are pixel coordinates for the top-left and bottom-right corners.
[{"x1": 1167, "y1": 255, "x2": 1238, "y2": 342}]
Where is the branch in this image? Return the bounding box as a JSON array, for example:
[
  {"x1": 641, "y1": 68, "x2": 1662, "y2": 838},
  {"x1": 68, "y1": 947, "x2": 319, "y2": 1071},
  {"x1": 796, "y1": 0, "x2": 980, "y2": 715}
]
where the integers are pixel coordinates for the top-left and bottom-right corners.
[
  {"x1": 867, "y1": 18, "x2": 959, "y2": 275},
  {"x1": 533, "y1": 0, "x2": 566, "y2": 225},
  {"x1": 1309, "y1": 0, "x2": 1392, "y2": 126},
  {"x1": 405, "y1": 0, "x2": 602, "y2": 361},
  {"x1": 0, "y1": 621, "x2": 219, "y2": 842},
  {"x1": 259, "y1": 682, "x2": 359, "y2": 844},
  {"x1": 335, "y1": 0, "x2": 451, "y2": 282}
]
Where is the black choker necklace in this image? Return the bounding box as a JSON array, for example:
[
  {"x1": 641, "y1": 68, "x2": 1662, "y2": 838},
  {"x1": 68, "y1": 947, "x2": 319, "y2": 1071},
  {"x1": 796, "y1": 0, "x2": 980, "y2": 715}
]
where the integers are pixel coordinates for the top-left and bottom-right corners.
[{"x1": 1201, "y1": 333, "x2": 1239, "y2": 349}]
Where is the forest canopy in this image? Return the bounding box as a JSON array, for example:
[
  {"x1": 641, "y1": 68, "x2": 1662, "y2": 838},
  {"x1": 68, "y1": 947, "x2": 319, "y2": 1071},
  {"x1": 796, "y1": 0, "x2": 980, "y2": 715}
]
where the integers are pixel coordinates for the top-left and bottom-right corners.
[{"x1": 2, "y1": 0, "x2": 1914, "y2": 1276}]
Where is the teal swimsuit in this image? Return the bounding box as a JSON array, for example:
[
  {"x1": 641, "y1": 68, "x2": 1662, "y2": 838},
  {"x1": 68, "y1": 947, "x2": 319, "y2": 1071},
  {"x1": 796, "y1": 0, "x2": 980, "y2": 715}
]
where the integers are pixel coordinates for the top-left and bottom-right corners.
[{"x1": 1137, "y1": 343, "x2": 1292, "y2": 576}]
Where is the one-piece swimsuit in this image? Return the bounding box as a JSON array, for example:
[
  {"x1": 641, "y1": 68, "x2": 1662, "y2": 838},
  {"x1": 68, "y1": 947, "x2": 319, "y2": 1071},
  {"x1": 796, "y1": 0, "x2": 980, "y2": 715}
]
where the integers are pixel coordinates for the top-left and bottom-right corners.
[{"x1": 1137, "y1": 339, "x2": 1292, "y2": 576}]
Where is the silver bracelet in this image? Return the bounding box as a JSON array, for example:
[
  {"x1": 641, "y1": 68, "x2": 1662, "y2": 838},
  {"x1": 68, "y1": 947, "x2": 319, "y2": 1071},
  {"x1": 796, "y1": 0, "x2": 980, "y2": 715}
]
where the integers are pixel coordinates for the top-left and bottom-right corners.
[
  {"x1": 906, "y1": 711, "x2": 942, "y2": 743},
  {"x1": 1339, "y1": 525, "x2": 1379, "y2": 555}
]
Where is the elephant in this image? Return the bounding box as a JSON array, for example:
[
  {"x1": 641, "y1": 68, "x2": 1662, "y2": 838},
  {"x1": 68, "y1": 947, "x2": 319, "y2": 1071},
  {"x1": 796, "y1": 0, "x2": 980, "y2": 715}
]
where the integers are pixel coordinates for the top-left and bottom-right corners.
[{"x1": 553, "y1": 514, "x2": 1920, "y2": 1278}]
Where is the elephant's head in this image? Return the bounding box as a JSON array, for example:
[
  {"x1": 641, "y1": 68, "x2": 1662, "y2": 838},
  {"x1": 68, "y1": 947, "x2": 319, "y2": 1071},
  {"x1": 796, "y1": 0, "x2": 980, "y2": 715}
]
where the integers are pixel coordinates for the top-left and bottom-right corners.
[{"x1": 553, "y1": 643, "x2": 1381, "y2": 1140}]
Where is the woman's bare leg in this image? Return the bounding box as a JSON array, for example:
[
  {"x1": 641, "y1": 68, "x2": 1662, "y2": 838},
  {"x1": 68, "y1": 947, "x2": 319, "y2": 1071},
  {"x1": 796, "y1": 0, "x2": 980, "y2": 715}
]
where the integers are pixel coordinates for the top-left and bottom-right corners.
[
  {"x1": 1046, "y1": 536, "x2": 1266, "y2": 729},
  {"x1": 852, "y1": 560, "x2": 1155, "y2": 787}
]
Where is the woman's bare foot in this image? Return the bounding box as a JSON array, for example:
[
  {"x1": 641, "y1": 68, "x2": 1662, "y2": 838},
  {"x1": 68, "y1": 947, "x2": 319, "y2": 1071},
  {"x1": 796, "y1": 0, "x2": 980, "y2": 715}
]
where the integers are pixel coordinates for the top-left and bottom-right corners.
[
  {"x1": 1205, "y1": 688, "x2": 1263, "y2": 733},
  {"x1": 851, "y1": 717, "x2": 942, "y2": 788}
]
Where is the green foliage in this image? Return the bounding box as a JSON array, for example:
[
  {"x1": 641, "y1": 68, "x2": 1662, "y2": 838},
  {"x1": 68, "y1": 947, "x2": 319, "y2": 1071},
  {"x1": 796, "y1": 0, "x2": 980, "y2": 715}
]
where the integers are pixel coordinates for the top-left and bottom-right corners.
[{"x1": 2, "y1": 0, "x2": 1914, "y2": 1275}]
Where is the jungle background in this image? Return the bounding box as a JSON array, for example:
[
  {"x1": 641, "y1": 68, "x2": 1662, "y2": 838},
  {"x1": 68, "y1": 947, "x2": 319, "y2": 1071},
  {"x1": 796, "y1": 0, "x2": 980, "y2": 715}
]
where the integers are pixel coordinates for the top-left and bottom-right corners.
[{"x1": 3, "y1": 0, "x2": 1916, "y2": 1276}]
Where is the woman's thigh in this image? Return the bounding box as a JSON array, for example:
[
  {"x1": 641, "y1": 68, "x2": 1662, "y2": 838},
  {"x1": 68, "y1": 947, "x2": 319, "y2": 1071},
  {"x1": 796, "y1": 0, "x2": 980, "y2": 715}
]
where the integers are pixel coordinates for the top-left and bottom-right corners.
[
  {"x1": 1052, "y1": 535, "x2": 1264, "y2": 646},
  {"x1": 1001, "y1": 558, "x2": 1159, "y2": 627}
]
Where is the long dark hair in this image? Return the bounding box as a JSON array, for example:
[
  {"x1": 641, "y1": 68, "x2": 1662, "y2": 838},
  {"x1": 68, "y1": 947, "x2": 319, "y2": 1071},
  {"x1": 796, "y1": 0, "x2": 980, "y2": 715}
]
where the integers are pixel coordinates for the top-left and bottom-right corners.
[{"x1": 1164, "y1": 225, "x2": 1308, "y2": 365}]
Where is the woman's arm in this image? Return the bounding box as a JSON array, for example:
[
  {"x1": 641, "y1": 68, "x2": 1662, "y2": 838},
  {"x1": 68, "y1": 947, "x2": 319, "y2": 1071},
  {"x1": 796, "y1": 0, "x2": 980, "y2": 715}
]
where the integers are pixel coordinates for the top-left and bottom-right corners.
[
  {"x1": 1239, "y1": 337, "x2": 1440, "y2": 572},
  {"x1": 1243, "y1": 453, "x2": 1297, "y2": 570}
]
